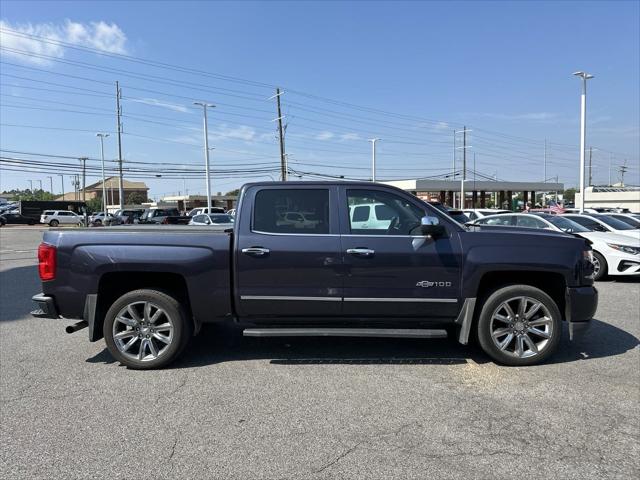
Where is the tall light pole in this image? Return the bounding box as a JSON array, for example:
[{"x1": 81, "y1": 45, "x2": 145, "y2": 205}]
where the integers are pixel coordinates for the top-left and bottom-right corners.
[
  {"x1": 194, "y1": 102, "x2": 215, "y2": 212},
  {"x1": 37, "y1": 180, "x2": 42, "y2": 199},
  {"x1": 47, "y1": 176, "x2": 53, "y2": 194},
  {"x1": 79, "y1": 157, "x2": 87, "y2": 203},
  {"x1": 59, "y1": 174, "x2": 65, "y2": 199},
  {"x1": 368, "y1": 138, "x2": 380, "y2": 182},
  {"x1": 96, "y1": 133, "x2": 110, "y2": 212},
  {"x1": 573, "y1": 71, "x2": 594, "y2": 212}
]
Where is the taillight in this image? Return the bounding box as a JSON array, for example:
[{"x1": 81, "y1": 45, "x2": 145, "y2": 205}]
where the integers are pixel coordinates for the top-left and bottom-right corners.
[{"x1": 38, "y1": 243, "x2": 57, "y2": 281}]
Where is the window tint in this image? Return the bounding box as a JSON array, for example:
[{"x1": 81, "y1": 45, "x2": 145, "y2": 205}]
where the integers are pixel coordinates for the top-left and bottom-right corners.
[
  {"x1": 209, "y1": 214, "x2": 233, "y2": 224},
  {"x1": 566, "y1": 216, "x2": 605, "y2": 231},
  {"x1": 374, "y1": 204, "x2": 395, "y2": 220},
  {"x1": 347, "y1": 189, "x2": 424, "y2": 235},
  {"x1": 467, "y1": 211, "x2": 478, "y2": 220},
  {"x1": 593, "y1": 215, "x2": 634, "y2": 230},
  {"x1": 59, "y1": 211, "x2": 71, "y2": 216},
  {"x1": 253, "y1": 189, "x2": 330, "y2": 234},
  {"x1": 43, "y1": 210, "x2": 54, "y2": 215},
  {"x1": 516, "y1": 216, "x2": 546, "y2": 228},
  {"x1": 193, "y1": 215, "x2": 205, "y2": 223},
  {"x1": 352, "y1": 206, "x2": 370, "y2": 222}
]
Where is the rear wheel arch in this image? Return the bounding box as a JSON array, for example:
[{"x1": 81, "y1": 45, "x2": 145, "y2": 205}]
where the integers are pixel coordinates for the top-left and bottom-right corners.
[{"x1": 94, "y1": 271, "x2": 195, "y2": 341}]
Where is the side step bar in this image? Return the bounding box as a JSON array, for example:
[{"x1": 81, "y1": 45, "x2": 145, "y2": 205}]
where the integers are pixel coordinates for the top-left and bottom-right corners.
[{"x1": 243, "y1": 328, "x2": 447, "y2": 339}]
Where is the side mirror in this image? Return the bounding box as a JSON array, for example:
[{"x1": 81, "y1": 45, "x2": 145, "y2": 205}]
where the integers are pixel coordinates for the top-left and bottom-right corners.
[{"x1": 420, "y1": 216, "x2": 446, "y2": 237}]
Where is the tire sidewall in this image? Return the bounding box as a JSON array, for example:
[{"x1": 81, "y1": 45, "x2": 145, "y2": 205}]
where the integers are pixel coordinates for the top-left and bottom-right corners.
[
  {"x1": 592, "y1": 251, "x2": 607, "y2": 281},
  {"x1": 49, "y1": 220, "x2": 59, "y2": 227},
  {"x1": 477, "y1": 285, "x2": 562, "y2": 366},
  {"x1": 104, "y1": 289, "x2": 191, "y2": 369}
]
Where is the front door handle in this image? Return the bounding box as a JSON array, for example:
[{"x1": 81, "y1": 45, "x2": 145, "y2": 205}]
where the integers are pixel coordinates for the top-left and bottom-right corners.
[
  {"x1": 346, "y1": 248, "x2": 375, "y2": 257},
  {"x1": 242, "y1": 247, "x2": 270, "y2": 256}
]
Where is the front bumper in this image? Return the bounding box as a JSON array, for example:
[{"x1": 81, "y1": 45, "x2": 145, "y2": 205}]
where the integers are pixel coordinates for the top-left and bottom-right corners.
[
  {"x1": 31, "y1": 294, "x2": 59, "y2": 319},
  {"x1": 565, "y1": 286, "x2": 598, "y2": 340}
]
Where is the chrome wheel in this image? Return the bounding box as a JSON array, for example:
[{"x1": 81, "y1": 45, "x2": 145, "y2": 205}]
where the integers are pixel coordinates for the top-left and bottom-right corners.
[
  {"x1": 112, "y1": 301, "x2": 174, "y2": 362},
  {"x1": 592, "y1": 256, "x2": 600, "y2": 277},
  {"x1": 489, "y1": 296, "x2": 553, "y2": 359}
]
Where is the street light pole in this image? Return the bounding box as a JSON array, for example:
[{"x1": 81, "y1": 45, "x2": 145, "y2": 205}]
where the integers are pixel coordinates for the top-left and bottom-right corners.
[
  {"x1": 59, "y1": 174, "x2": 65, "y2": 199},
  {"x1": 573, "y1": 71, "x2": 594, "y2": 212},
  {"x1": 194, "y1": 102, "x2": 215, "y2": 212},
  {"x1": 47, "y1": 176, "x2": 53, "y2": 195},
  {"x1": 96, "y1": 133, "x2": 110, "y2": 213},
  {"x1": 368, "y1": 138, "x2": 380, "y2": 182}
]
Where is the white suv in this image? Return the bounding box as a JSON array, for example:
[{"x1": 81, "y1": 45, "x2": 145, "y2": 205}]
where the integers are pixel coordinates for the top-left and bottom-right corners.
[{"x1": 40, "y1": 210, "x2": 82, "y2": 227}]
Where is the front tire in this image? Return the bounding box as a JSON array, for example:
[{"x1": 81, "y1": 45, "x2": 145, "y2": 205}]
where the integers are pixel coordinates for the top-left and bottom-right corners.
[
  {"x1": 477, "y1": 285, "x2": 562, "y2": 366},
  {"x1": 104, "y1": 289, "x2": 192, "y2": 369},
  {"x1": 591, "y1": 251, "x2": 607, "y2": 281}
]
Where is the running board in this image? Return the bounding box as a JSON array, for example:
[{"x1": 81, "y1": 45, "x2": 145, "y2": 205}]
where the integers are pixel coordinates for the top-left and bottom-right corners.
[{"x1": 242, "y1": 328, "x2": 448, "y2": 339}]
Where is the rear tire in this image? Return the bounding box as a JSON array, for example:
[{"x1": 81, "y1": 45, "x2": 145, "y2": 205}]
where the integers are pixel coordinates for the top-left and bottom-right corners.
[
  {"x1": 49, "y1": 219, "x2": 59, "y2": 227},
  {"x1": 104, "y1": 289, "x2": 192, "y2": 369},
  {"x1": 592, "y1": 251, "x2": 607, "y2": 281},
  {"x1": 477, "y1": 285, "x2": 562, "y2": 366}
]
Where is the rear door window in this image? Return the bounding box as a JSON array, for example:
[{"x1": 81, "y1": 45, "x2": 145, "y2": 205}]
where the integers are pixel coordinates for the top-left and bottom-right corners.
[{"x1": 253, "y1": 189, "x2": 330, "y2": 234}]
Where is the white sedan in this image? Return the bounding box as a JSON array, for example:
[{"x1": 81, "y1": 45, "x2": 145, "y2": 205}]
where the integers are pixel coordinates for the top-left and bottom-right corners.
[
  {"x1": 472, "y1": 213, "x2": 640, "y2": 280},
  {"x1": 562, "y1": 213, "x2": 640, "y2": 241},
  {"x1": 462, "y1": 208, "x2": 511, "y2": 221},
  {"x1": 188, "y1": 213, "x2": 234, "y2": 230}
]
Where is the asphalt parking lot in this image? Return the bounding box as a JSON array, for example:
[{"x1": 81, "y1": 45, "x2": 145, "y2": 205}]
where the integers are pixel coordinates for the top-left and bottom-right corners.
[{"x1": 1, "y1": 226, "x2": 638, "y2": 479}]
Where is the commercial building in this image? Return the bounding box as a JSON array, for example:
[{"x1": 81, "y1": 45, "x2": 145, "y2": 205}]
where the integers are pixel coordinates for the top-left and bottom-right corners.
[
  {"x1": 56, "y1": 177, "x2": 149, "y2": 205},
  {"x1": 575, "y1": 186, "x2": 640, "y2": 211},
  {"x1": 383, "y1": 179, "x2": 564, "y2": 209},
  {"x1": 160, "y1": 194, "x2": 238, "y2": 212}
]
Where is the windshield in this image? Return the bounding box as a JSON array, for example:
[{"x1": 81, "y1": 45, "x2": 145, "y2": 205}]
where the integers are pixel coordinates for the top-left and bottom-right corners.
[
  {"x1": 611, "y1": 215, "x2": 640, "y2": 228},
  {"x1": 546, "y1": 216, "x2": 589, "y2": 233},
  {"x1": 593, "y1": 215, "x2": 635, "y2": 230}
]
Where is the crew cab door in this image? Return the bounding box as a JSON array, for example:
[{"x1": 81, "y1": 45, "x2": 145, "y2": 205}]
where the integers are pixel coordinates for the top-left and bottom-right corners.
[
  {"x1": 235, "y1": 185, "x2": 342, "y2": 317},
  {"x1": 339, "y1": 186, "x2": 462, "y2": 317}
]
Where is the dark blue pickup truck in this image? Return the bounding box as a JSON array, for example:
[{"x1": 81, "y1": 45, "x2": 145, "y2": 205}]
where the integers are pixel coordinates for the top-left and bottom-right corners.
[{"x1": 32, "y1": 182, "x2": 597, "y2": 369}]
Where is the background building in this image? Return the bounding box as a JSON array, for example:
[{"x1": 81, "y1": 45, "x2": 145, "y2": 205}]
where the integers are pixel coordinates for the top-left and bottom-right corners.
[
  {"x1": 55, "y1": 177, "x2": 149, "y2": 205},
  {"x1": 575, "y1": 186, "x2": 640, "y2": 211}
]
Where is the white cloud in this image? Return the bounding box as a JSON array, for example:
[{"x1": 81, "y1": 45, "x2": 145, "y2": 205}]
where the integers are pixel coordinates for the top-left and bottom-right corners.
[
  {"x1": 315, "y1": 131, "x2": 335, "y2": 141},
  {"x1": 129, "y1": 97, "x2": 189, "y2": 113},
  {"x1": 474, "y1": 112, "x2": 560, "y2": 121},
  {"x1": 211, "y1": 124, "x2": 257, "y2": 142},
  {"x1": 340, "y1": 133, "x2": 361, "y2": 141},
  {"x1": 432, "y1": 121, "x2": 450, "y2": 131},
  {"x1": 0, "y1": 19, "x2": 128, "y2": 65}
]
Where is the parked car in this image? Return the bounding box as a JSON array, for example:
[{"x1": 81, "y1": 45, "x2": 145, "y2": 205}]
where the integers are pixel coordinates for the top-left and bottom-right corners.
[
  {"x1": 111, "y1": 209, "x2": 145, "y2": 225},
  {"x1": 562, "y1": 213, "x2": 640, "y2": 240},
  {"x1": 446, "y1": 209, "x2": 471, "y2": 224},
  {"x1": 275, "y1": 211, "x2": 323, "y2": 230},
  {"x1": 462, "y1": 209, "x2": 511, "y2": 221},
  {"x1": 349, "y1": 202, "x2": 395, "y2": 230},
  {"x1": 187, "y1": 207, "x2": 225, "y2": 217},
  {"x1": 226, "y1": 208, "x2": 236, "y2": 217},
  {"x1": 89, "y1": 212, "x2": 115, "y2": 226},
  {"x1": 607, "y1": 213, "x2": 640, "y2": 228},
  {"x1": 39, "y1": 210, "x2": 82, "y2": 227},
  {"x1": 473, "y1": 213, "x2": 640, "y2": 280},
  {"x1": 138, "y1": 208, "x2": 181, "y2": 224},
  {"x1": 188, "y1": 213, "x2": 235, "y2": 229},
  {"x1": 0, "y1": 212, "x2": 36, "y2": 226},
  {"x1": 32, "y1": 182, "x2": 597, "y2": 369}
]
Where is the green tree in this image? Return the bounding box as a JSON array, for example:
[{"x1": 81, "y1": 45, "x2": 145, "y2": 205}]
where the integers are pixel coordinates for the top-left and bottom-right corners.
[
  {"x1": 225, "y1": 188, "x2": 240, "y2": 196},
  {"x1": 563, "y1": 188, "x2": 576, "y2": 203},
  {"x1": 125, "y1": 192, "x2": 148, "y2": 205},
  {"x1": 86, "y1": 197, "x2": 103, "y2": 213},
  {"x1": 0, "y1": 189, "x2": 56, "y2": 201}
]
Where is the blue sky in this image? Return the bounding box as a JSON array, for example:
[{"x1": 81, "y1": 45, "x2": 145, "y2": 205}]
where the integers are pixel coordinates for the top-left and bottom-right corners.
[{"x1": 1, "y1": 0, "x2": 638, "y2": 198}]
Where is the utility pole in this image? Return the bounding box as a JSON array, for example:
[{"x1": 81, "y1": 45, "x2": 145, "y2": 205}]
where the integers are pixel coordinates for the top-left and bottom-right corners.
[
  {"x1": 47, "y1": 176, "x2": 53, "y2": 196},
  {"x1": 573, "y1": 71, "x2": 594, "y2": 212},
  {"x1": 37, "y1": 180, "x2": 42, "y2": 199},
  {"x1": 97, "y1": 133, "x2": 109, "y2": 213},
  {"x1": 619, "y1": 160, "x2": 628, "y2": 186},
  {"x1": 28, "y1": 180, "x2": 33, "y2": 193},
  {"x1": 115, "y1": 81, "x2": 125, "y2": 209},
  {"x1": 543, "y1": 139, "x2": 547, "y2": 182},
  {"x1": 452, "y1": 130, "x2": 457, "y2": 208},
  {"x1": 79, "y1": 157, "x2": 87, "y2": 202},
  {"x1": 271, "y1": 89, "x2": 287, "y2": 181},
  {"x1": 369, "y1": 138, "x2": 380, "y2": 182},
  {"x1": 59, "y1": 174, "x2": 65, "y2": 199},
  {"x1": 194, "y1": 101, "x2": 215, "y2": 212}
]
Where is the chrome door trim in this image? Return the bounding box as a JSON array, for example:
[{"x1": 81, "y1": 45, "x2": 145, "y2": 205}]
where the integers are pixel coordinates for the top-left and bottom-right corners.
[
  {"x1": 240, "y1": 295, "x2": 342, "y2": 302},
  {"x1": 343, "y1": 297, "x2": 458, "y2": 303},
  {"x1": 252, "y1": 230, "x2": 340, "y2": 237}
]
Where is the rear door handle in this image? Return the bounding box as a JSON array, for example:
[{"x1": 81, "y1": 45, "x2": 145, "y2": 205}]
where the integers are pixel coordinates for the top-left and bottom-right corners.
[
  {"x1": 242, "y1": 247, "x2": 270, "y2": 256},
  {"x1": 346, "y1": 248, "x2": 375, "y2": 257}
]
